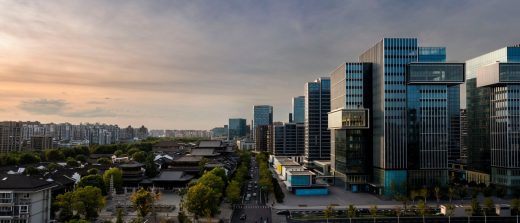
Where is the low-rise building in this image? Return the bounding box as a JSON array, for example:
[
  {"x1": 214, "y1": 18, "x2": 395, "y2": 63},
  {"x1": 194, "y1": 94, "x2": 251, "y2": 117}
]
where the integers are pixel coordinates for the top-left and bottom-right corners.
[{"x1": 0, "y1": 175, "x2": 56, "y2": 223}]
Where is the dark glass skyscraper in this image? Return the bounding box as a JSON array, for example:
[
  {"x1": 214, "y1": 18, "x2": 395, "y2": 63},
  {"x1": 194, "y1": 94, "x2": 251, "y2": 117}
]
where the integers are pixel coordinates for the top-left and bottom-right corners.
[
  {"x1": 228, "y1": 118, "x2": 247, "y2": 140},
  {"x1": 329, "y1": 62, "x2": 372, "y2": 192},
  {"x1": 272, "y1": 122, "x2": 305, "y2": 156},
  {"x1": 304, "y1": 77, "x2": 331, "y2": 163},
  {"x1": 357, "y1": 38, "x2": 464, "y2": 195},
  {"x1": 292, "y1": 96, "x2": 305, "y2": 124},
  {"x1": 466, "y1": 46, "x2": 520, "y2": 194}
]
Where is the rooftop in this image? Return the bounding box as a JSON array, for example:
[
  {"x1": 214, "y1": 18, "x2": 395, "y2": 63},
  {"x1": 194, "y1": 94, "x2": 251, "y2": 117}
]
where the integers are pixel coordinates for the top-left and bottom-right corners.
[
  {"x1": 152, "y1": 170, "x2": 194, "y2": 182},
  {"x1": 174, "y1": 156, "x2": 203, "y2": 163},
  {"x1": 198, "y1": 140, "x2": 223, "y2": 148},
  {"x1": 190, "y1": 148, "x2": 219, "y2": 156},
  {"x1": 0, "y1": 175, "x2": 57, "y2": 191}
]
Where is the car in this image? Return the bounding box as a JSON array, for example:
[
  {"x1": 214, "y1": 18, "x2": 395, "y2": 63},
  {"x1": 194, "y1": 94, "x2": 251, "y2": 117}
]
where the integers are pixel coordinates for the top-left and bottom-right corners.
[
  {"x1": 277, "y1": 210, "x2": 290, "y2": 215},
  {"x1": 252, "y1": 193, "x2": 257, "y2": 197},
  {"x1": 240, "y1": 214, "x2": 247, "y2": 220},
  {"x1": 245, "y1": 196, "x2": 250, "y2": 201}
]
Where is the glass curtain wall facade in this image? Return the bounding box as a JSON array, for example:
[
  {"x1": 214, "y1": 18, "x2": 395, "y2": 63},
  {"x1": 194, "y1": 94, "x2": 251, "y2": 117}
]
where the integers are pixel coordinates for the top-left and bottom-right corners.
[
  {"x1": 253, "y1": 105, "x2": 273, "y2": 140},
  {"x1": 228, "y1": 118, "x2": 247, "y2": 140},
  {"x1": 329, "y1": 63, "x2": 373, "y2": 192},
  {"x1": 304, "y1": 78, "x2": 331, "y2": 163},
  {"x1": 357, "y1": 38, "x2": 463, "y2": 194},
  {"x1": 293, "y1": 96, "x2": 305, "y2": 124},
  {"x1": 406, "y1": 49, "x2": 463, "y2": 188},
  {"x1": 466, "y1": 46, "x2": 520, "y2": 193},
  {"x1": 359, "y1": 38, "x2": 417, "y2": 194},
  {"x1": 272, "y1": 123, "x2": 305, "y2": 156}
]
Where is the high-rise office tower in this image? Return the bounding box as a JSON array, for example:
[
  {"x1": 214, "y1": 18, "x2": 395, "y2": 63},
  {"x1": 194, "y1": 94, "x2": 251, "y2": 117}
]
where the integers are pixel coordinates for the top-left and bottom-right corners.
[
  {"x1": 329, "y1": 62, "x2": 373, "y2": 192},
  {"x1": 228, "y1": 118, "x2": 247, "y2": 140},
  {"x1": 272, "y1": 122, "x2": 305, "y2": 156},
  {"x1": 253, "y1": 105, "x2": 273, "y2": 150},
  {"x1": 255, "y1": 125, "x2": 269, "y2": 152},
  {"x1": 304, "y1": 77, "x2": 331, "y2": 163},
  {"x1": 292, "y1": 96, "x2": 305, "y2": 124},
  {"x1": 0, "y1": 121, "x2": 23, "y2": 153},
  {"x1": 359, "y1": 38, "x2": 464, "y2": 194},
  {"x1": 466, "y1": 45, "x2": 520, "y2": 194},
  {"x1": 253, "y1": 105, "x2": 273, "y2": 127}
]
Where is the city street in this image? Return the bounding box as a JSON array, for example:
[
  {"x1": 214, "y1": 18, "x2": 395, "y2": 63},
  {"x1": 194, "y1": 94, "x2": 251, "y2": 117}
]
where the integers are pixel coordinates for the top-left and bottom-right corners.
[{"x1": 231, "y1": 156, "x2": 272, "y2": 223}]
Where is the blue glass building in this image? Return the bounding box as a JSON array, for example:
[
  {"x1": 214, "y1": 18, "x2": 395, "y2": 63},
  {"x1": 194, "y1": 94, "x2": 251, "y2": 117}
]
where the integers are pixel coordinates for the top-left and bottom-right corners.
[
  {"x1": 466, "y1": 46, "x2": 520, "y2": 194},
  {"x1": 228, "y1": 118, "x2": 247, "y2": 140},
  {"x1": 304, "y1": 78, "x2": 331, "y2": 163},
  {"x1": 292, "y1": 96, "x2": 305, "y2": 124}
]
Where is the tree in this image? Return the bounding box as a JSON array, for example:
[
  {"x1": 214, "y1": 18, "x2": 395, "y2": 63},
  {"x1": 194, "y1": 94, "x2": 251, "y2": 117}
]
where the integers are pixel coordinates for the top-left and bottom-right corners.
[
  {"x1": 66, "y1": 157, "x2": 79, "y2": 167},
  {"x1": 209, "y1": 167, "x2": 228, "y2": 183},
  {"x1": 470, "y1": 198, "x2": 481, "y2": 216},
  {"x1": 45, "y1": 149, "x2": 64, "y2": 161},
  {"x1": 19, "y1": 153, "x2": 40, "y2": 164},
  {"x1": 419, "y1": 188, "x2": 428, "y2": 203},
  {"x1": 115, "y1": 208, "x2": 124, "y2": 223},
  {"x1": 434, "y1": 186, "x2": 441, "y2": 203},
  {"x1": 369, "y1": 205, "x2": 378, "y2": 223},
  {"x1": 410, "y1": 190, "x2": 419, "y2": 203},
  {"x1": 130, "y1": 188, "x2": 159, "y2": 218},
  {"x1": 114, "y1": 150, "x2": 125, "y2": 157},
  {"x1": 78, "y1": 174, "x2": 106, "y2": 195},
  {"x1": 55, "y1": 191, "x2": 74, "y2": 222},
  {"x1": 448, "y1": 186, "x2": 456, "y2": 203},
  {"x1": 103, "y1": 168, "x2": 123, "y2": 191},
  {"x1": 225, "y1": 180, "x2": 241, "y2": 204},
  {"x1": 184, "y1": 184, "x2": 220, "y2": 218},
  {"x1": 483, "y1": 197, "x2": 494, "y2": 216},
  {"x1": 87, "y1": 168, "x2": 99, "y2": 175},
  {"x1": 323, "y1": 205, "x2": 334, "y2": 223},
  {"x1": 144, "y1": 154, "x2": 159, "y2": 178},
  {"x1": 71, "y1": 186, "x2": 105, "y2": 220},
  {"x1": 97, "y1": 157, "x2": 111, "y2": 165},
  {"x1": 512, "y1": 199, "x2": 520, "y2": 215},
  {"x1": 417, "y1": 200, "x2": 427, "y2": 223},
  {"x1": 132, "y1": 151, "x2": 147, "y2": 163},
  {"x1": 197, "y1": 173, "x2": 225, "y2": 196},
  {"x1": 347, "y1": 204, "x2": 357, "y2": 223},
  {"x1": 127, "y1": 147, "x2": 141, "y2": 156},
  {"x1": 74, "y1": 154, "x2": 86, "y2": 163}
]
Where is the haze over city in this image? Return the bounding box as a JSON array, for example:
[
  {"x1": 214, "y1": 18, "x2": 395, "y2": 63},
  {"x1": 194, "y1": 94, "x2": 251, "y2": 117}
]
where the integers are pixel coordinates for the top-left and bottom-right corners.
[{"x1": 1, "y1": 0, "x2": 519, "y2": 129}]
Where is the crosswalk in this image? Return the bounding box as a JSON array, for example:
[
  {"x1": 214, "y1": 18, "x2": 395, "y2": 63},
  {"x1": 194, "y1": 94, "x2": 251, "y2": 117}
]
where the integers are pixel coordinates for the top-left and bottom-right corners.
[{"x1": 234, "y1": 204, "x2": 271, "y2": 209}]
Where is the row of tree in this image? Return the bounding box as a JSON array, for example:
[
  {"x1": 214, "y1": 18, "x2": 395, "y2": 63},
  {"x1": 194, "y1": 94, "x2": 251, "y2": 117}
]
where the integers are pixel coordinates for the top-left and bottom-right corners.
[
  {"x1": 225, "y1": 150, "x2": 252, "y2": 204},
  {"x1": 256, "y1": 152, "x2": 284, "y2": 203}
]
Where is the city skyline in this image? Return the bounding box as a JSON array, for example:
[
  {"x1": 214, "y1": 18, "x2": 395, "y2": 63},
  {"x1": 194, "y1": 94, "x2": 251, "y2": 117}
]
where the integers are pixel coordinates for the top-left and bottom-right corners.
[{"x1": 1, "y1": 1, "x2": 520, "y2": 129}]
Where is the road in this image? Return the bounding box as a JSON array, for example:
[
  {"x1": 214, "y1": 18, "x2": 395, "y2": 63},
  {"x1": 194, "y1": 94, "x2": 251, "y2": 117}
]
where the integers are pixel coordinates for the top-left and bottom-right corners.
[{"x1": 231, "y1": 155, "x2": 272, "y2": 223}]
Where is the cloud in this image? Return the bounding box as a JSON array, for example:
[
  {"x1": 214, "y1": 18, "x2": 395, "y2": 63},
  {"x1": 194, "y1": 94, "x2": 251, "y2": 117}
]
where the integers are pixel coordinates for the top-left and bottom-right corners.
[
  {"x1": 63, "y1": 107, "x2": 116, "y2": 118},
  {"x1": 18, "y1": 98, "x2": 116, "y2": 118},
  {"x1": 2, "y1": 0, "x2": 520, "y2": 128},
  {"x1": 18, "y1": 99, "x2": 67, "y2": 115}
]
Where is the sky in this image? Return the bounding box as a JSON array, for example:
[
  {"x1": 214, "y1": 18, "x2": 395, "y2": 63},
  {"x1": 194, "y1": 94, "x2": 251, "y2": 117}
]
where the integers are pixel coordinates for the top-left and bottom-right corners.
[{"x1": 1, "y1": 0, "x2": 519, "y2": 129}]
